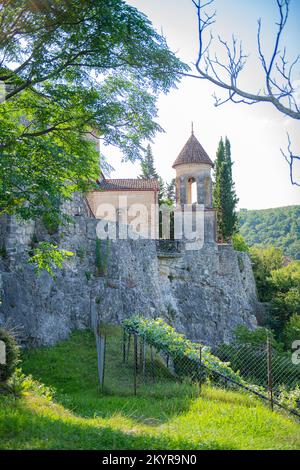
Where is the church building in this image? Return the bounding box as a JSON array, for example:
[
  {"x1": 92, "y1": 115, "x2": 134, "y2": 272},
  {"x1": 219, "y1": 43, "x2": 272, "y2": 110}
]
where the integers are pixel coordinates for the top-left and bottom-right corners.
[{"x1": 86, "y1": 131, "x2": 216, "y2": 243}]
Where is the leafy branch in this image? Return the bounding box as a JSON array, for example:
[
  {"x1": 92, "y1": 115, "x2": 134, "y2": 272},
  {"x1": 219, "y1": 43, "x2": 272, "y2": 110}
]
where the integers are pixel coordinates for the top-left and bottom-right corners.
[{"x1": 28, "y1": 242, "x2": 74, "y2": 277}]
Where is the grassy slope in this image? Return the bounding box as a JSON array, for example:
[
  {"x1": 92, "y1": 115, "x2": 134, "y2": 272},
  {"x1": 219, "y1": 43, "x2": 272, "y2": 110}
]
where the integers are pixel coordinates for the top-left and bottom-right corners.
[{"x1": 0, "y1": 327, "x2": 299, "y2": 450}]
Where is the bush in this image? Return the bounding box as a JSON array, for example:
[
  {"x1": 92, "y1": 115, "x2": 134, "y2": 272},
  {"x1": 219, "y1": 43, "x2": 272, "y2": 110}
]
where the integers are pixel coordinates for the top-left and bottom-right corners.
[
  {"x1": 217, "y1": 326, "x2": 300, "y2": 390},
  {"x1": 267, "y1": 261, "x2": 300, "y2": 339},
  {"x1": 250, "y1": 246, "x2": 284, "y2": 302},
  {"x1": 0, "y1": 328, "x2": 20, "y2": 383},
  {"x1": 283, "y1": 314, "x2": 300, "y2": 349},
  {"x1": 233, "y1": 325, "x2": 282, "y2": 351},
  {"x1": 232, "y1": 233, "x2": 249, "y2": 252},
  {"x1": 3, "y1": 368, "x2": 54, "y2": 399},
  {"x1": 277, "y1": 385, "x2": 300, "y2": 412}
]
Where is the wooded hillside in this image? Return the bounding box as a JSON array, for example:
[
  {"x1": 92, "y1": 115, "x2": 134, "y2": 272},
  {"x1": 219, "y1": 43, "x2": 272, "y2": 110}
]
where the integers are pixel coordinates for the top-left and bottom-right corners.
[{"x1": 239, "y1": 206, "x2": 300, "y2": 259}]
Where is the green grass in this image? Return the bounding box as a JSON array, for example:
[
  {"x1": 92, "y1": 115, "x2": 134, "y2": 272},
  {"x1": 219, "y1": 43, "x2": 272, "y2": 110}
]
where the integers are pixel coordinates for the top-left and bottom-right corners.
[{"x1": 0, "y1": 327, "x2": 299, "y2": 450}]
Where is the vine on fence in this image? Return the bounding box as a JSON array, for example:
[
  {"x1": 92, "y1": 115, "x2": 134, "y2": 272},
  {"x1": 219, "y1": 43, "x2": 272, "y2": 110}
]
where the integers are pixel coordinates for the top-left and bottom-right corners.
[
  {"x1": 122, "y1": 316, "x2": 300, "y2": 417},
  {"x1": 123, "y1": 316, "x2": 263, "y2": 392}
]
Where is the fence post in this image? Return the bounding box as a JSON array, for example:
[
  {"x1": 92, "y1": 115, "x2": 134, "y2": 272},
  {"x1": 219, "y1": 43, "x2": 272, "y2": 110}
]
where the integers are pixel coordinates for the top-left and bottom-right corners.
[
  {"x1": 122, "y1": 328, "x2": 126, "y2": 364},
  {"x1": 102, "y1": 332, "x2": 107, "y2": 392},
  {"x1": 133, "y1": 333, "x2": 138, "y2": 396},
  {"x1": 96, "y1": 324, "x2": 106, "y2": 392},
  {"x1": 267, "y1": 337, "x2": 274, "y2": 411},
  {"x1": 199, "y1": 345, "x2": 202, "y2": 393},
  {"x1": 126, "y1": 333, "x2": 131, "y2": 363},
  {"x1": 139, "y1": 337, "x2": 143, "y2": 372},
  {"x1": 142, "y1": 339, "x2": 146, "y2": 381},
  {"x1": 150, "y1": 346, "x2": 155, "y2": 382}
]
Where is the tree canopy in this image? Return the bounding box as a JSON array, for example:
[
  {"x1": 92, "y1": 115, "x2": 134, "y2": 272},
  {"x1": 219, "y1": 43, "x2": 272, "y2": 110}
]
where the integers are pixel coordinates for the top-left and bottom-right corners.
[
  {"x1": 239, "y1": 206, "x2": 300, "y2": 260},
  {"x1": 249, "y1": 245, "x2": 300, "y2": 345},
  {"x1": 0, "y1": 0, "x2": 187, "y2": 223}
]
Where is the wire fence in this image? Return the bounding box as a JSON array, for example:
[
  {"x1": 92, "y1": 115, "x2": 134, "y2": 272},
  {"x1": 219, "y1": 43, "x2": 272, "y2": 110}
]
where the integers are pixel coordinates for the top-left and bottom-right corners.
[
  {"x1": 216, "y1": 340, "x2": 300, "y2": 409},
  {"x1": 93, "y1": 322, "x2": 300, "y2": 419}
]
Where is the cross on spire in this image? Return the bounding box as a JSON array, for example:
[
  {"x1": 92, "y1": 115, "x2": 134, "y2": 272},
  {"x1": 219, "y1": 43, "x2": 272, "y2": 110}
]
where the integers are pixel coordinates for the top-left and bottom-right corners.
[{"x1": 191, "y1": 122, "x2": 194, "y2": 135}]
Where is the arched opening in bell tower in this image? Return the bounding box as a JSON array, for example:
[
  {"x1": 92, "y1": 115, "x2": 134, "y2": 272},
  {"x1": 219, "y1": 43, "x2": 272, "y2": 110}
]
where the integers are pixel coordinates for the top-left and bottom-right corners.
[{"x1": 187, "y1": 177, "x2": 197, "y2": 204}]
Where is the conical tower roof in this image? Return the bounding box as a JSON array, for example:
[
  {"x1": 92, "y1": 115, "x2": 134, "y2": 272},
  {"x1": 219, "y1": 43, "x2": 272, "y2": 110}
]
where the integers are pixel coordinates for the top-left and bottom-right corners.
[{"x1": 172, "y1": 132, "x2": 213, "y2": 168}]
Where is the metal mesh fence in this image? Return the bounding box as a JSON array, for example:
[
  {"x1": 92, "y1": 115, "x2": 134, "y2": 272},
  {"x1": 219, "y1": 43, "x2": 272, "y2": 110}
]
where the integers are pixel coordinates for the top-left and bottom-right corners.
[
  {"x1": 216, "y1": 342, "x2": 300, "y2": 395},
  {"x1": 93, "y1": 322, "x2": 300, "y2": 418}
]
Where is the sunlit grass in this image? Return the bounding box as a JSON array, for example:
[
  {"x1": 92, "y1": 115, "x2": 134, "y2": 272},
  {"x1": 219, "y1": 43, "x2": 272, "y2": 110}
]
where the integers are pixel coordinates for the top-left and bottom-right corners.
[{"x1": 0, "y1": 327, "x2": 299, "y2": 450}]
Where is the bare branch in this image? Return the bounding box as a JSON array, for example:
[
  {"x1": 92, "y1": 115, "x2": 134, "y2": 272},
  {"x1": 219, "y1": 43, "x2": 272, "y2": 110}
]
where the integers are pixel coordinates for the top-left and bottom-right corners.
[
  {"x1": 281, "y1": 133, "x2": 300, "y2": 186},
  {"x1": 189, "y1": 0, "x2": 300, "y2": 120},
  {"x1": 189, "y1": 0, "x2": 300, "y2": 185}
]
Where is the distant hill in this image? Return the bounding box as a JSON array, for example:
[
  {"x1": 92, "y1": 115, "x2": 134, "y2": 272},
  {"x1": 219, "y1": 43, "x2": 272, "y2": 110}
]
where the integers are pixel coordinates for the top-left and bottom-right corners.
[{"x1": 238, "y1": 205, "x2": 300, "y2": 260}]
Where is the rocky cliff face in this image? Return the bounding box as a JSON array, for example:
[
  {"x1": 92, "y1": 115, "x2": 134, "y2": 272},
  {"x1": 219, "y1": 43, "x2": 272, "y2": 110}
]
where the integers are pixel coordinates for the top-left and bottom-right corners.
[{"x1": 0, "y1": 197, "x2": 258, "y2": 348}]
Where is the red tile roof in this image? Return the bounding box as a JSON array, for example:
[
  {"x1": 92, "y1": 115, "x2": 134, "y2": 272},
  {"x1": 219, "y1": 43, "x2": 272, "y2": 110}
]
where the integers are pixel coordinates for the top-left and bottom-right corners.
[
  {"x1": 96, "y1": 178, "x2": 159, "y2": 191},
  {"x1": 172, "y1": 133, "x2": 213, "y2": 168}
]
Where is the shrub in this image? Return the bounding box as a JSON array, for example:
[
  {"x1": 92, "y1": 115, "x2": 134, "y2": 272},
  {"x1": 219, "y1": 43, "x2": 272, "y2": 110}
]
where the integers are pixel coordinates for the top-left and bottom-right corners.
[
  {"x1": 283, "y1": 314, "x2": 300, "y2": 349},
  {"x1": 233, "y1": 325, "x2": 282, "y2": 351},
  {"x1": 277, "y1": 385, "x2": 300, "y2": 412},
  {"x1": 28, "y1": 242, "x2": 74, "y2": 277},
  {"x1": 0, "y1": 328, "x2": 20, "y2": 383},
  {"x1": 96, "y1": 237, "x2": 110, "y2": 276},
  {"x1": 269, "y1": 288, "x2": 300, "y2": 339},
  {"x1": 3, "y1": 368, "x2": 54, "y2": 399},
  {"x1": 232, "y1": 233, "x2": 249, "y2": 252},
  {"x1": 250, "y1": 245, "x2": 284, "y2": 301}
]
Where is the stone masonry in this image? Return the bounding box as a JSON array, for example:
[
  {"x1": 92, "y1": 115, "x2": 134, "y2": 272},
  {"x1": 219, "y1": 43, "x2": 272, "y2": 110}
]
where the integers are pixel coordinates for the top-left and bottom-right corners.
[{"x1": 0, "y1": 195, "x2": 258, "y2": 348}]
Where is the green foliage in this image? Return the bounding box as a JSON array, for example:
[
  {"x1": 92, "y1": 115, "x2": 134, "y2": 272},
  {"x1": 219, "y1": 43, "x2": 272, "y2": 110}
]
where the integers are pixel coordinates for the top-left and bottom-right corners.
[
  {"x1": 166, "y1": 178, "x2": 176, "y2": 204},
  {"x1": 239, "y1": 206, "x2": 300, "y2": 260},
  {"x1": 2, "y1": 368, "x2": 54, "y2": 400},
  {"x1": 267, "y1": 261, "x2": 300, "y2": 338},
  {"x1": 76, "y1": 246, "x2": 86, "y2": 261},
  {"x1": 0, "y1": 1, "x2": 187, "y2": 223},
  {"x1": 213, "y1": 137, "x2": 238, "y2": 242},
  {"x1": 122, "y1": 316, "x2": 262, "y2": 391},
  {"x1": 249, "y1": 246, "x2": 300, "y2": 341},
  {"x1": 95, "y1": 238, "x2": 110, "y2": 277},
  {"x1": 217, "y1": 326, "x2": 300, "y2": 392},
  {"x1": 250, "y1": 245, "x2": 284, "y2": 301},
  {"x1": 0, "y1": 245, "x2": 7, "y2": 258},
  {"x1": 232, "y1": 233, "x2": 249, "y2": 252},
  {"x1": 139, "y1": 144, "x2": 159, "y2": 180},
  {"x1": 42, "y1": 212, "x2": 60, "y2": 235},
  {"x1": 283, "y1": 315, "x2": 300, "y2": 348},
  {"x1": 0, "y1": 328, "x2": 20, "y2": 383},
  {"x1": 269, "y1": 261, "x2": 300, "y2": 292},
  {"x1": 139, "y1": 144, "x2": 166, "y2": 204},
  {"x1": 233, "y1": 325, "x2": 281, "y2": 350},
  {"x1": 278, "y1": 385, "x2": 300, "y2": 412},
  {"x1": 28, "y1": 242, "x2": 74, "y2": 277}
]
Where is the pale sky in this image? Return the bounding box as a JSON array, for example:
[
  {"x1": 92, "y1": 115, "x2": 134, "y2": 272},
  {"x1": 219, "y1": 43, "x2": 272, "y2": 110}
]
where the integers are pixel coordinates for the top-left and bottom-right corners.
[{"x1": 105, "y1": 0, "x2": 300, "y2": 210}]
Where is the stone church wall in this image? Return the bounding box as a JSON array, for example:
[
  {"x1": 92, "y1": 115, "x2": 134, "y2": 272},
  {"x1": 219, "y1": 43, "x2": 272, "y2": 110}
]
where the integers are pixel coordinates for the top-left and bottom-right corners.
[{"x1": 0, "y1": 197, "x2": 258, "y2": 348}]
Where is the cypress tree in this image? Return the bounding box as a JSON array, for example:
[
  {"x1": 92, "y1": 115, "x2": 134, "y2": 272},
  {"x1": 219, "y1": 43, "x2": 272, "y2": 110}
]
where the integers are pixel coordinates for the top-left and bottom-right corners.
[
  {"x1": 223, "y1": 137, "x2": 239, "y2": 238},
  {"x1": 139, "y1": 144, "x2": 165, "y2": 204},
  {"x1": 213, "y1": 138, "x2": 226, "y2": 242},
  {"x1": 166, "y1": 178, "x2": 176, "y2": 203},
  {"x1": 139, "y1": 144, "x2": 159, "y2": 179},
  {"x1": 213, "y1": 137, "x2": 239, "y2": 242}
]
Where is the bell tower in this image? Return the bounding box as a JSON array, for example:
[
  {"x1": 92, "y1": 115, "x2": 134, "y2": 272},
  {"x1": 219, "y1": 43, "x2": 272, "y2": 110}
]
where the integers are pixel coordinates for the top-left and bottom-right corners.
[{"x1": 172, "y1": 129, "x2": 216, "y2": 243}]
